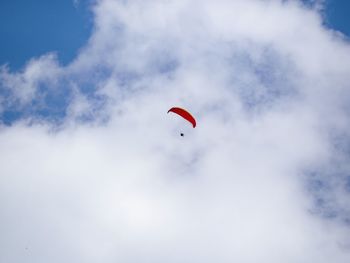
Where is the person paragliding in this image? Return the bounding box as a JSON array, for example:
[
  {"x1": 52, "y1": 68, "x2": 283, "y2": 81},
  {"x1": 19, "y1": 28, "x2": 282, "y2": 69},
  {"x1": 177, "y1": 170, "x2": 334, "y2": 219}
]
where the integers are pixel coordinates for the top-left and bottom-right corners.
[{"x1": 167, "y1": 107, "x2": 196, "y2": 136}]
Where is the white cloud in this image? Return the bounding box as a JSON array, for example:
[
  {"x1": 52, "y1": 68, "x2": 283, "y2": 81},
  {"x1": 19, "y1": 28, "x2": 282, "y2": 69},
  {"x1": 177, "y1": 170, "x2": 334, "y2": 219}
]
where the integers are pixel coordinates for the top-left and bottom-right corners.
[
  {"x1": 0, "y1": 53, "x2": 62, "y2": 108},
  {"x1": 1, "y1": 0, "x2": 350, "y2": 262}
]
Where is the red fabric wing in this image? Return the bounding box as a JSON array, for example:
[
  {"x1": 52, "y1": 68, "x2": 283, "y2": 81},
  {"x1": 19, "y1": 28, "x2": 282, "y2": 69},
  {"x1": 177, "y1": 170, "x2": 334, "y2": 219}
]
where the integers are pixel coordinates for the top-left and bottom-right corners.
[{"x1": 168, "y1": 107, "x2": 196, "y2": 128}]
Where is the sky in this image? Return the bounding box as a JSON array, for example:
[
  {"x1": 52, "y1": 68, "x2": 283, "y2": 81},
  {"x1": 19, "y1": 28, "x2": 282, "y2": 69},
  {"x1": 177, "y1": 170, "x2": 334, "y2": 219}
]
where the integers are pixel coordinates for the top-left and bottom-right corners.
[
  {"x1": 1, "y1": 0, "x2": 350, "y2": 262},
  {"x1": 323, "y1": 0, "x2": 350, "y2": 37},
  {"x1": 0, "y1": 0, "x2": 92, "y2": 70}
]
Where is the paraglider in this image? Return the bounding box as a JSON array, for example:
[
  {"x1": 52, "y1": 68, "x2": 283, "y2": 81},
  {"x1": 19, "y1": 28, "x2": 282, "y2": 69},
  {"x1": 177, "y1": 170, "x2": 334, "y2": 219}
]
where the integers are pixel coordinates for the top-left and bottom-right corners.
[{"x1": 168, "y1": 107, "x2": 196, "y2": 136}]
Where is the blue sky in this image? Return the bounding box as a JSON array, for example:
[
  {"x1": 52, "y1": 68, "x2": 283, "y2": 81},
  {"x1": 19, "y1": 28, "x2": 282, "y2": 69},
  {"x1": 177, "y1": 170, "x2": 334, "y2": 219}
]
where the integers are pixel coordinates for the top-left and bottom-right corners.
[
  {"x1": 0, "y1": 0, "x2": 349, "y2": 71},
  {"x1": 324, "y1": 0, "x2": 350, "y2": 38},
  {"x1": 0, "y1": 0, "x2": 92, "y2": 70},
  {"x1": 0, "y1": 0, "x2": 93, "y2": 124},
  {"x1": 1, "y1": 1, "x2": 350, "y2": 262},
  {"x1": 0, "y1": 0, "x2": 349, "y2": 125}
]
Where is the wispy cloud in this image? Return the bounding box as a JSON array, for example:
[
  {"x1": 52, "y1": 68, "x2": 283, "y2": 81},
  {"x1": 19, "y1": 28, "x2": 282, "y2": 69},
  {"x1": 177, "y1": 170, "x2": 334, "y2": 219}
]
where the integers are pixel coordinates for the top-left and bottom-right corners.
[{"x1": 1, "y1": 0, "x2": 350, "y2": 262}]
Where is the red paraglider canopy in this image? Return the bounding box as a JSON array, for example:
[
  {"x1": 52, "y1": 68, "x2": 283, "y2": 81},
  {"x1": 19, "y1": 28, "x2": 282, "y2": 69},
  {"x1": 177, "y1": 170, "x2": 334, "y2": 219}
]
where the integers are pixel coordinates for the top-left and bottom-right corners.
[{"x1": 168, "y1": 107, "x2": 196, "y2": 128}]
